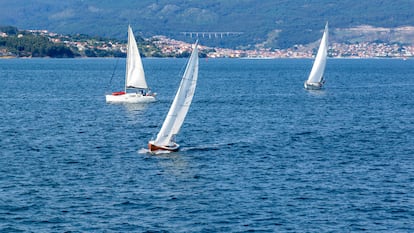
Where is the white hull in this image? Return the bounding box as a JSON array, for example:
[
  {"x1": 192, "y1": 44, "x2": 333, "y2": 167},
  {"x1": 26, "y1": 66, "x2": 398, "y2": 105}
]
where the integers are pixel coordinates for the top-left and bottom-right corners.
[
  {"x1": 304, "y1": 81, "x2": 323, "y2": 90},
  {"x1": 106, "y1": 93, "x2": 156, "y2": 103}
]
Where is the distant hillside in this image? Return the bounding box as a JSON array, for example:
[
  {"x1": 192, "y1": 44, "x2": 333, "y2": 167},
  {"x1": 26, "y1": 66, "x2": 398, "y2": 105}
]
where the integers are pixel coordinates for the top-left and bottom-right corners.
[
  {"x1": 0, "y1": 26, "x2": 164, "y2": 58},
  {"x1": 333, "y1": 26, "x2": 414, "y2": 44},
  {"x1": 0, "y1": 0, "x2": 413, "y2": 48}
]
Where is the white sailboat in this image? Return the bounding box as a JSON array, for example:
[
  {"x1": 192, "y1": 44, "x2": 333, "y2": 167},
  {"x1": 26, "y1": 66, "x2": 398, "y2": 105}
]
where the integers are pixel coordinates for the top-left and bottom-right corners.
[
  {"x1": 304, "y1": 22, "x2": 329, "y2": 90},
  {"x1": 148, "y1": 41, "x2": 199, "y2": 152},
  {"x1": 106, "y1": 25, "x2": 156, "y2": 103}
]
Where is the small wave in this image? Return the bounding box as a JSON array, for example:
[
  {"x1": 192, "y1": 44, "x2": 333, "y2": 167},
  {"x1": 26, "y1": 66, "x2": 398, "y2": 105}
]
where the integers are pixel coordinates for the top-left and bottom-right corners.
[
  {"x1": 152, "y1": 150, "x2": 172, "y2": 155},
  {"x1": 137, "y1": 148, "x2": 150, "y2": 154},
  {"x1": 113, "y1": 201, "x2": 137, "y2": 207},
  {"x1": 295, "y1": 131, "x2": 314, "y2": 136},
  {"x1": 181, "y1": 144, "x2": 220, "y2": 152},
  {"x1": 137, "y1": 148, "x2": 172, "y2": 155},
  {"x1": 181, "y1": 141, "x2": 246, "y2": 151}
]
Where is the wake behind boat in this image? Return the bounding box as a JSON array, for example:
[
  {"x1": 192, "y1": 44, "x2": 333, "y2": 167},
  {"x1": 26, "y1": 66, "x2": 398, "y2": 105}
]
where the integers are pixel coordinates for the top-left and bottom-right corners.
[
  {"x1": 106, "y1": 25, "x2": 156, "y2": 103},
  {"x1": 148, "y1": 41, "x2": 199, "y2": 152},
  {"x1": 304, "y1": 22, "x2": 329, "y2": 90}
]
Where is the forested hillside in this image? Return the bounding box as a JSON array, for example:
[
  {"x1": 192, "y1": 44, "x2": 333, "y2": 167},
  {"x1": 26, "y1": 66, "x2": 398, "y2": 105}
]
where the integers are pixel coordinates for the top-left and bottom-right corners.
[
  {"x1": 0, "y1": 26, "x2": 74, "y2": 58},
  {"x1": 0, "y1": 0, "x2": 413, "y2": 48}
]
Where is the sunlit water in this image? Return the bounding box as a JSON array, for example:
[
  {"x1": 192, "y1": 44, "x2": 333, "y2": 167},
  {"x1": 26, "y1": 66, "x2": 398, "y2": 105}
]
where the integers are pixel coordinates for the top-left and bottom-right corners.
[{"x1": 0, "y1": 58, "x2": 413, "y2": 232}]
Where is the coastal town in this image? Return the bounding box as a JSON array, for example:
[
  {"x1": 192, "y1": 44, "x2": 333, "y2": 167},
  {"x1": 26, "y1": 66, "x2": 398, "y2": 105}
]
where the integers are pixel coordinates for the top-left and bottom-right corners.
[
  {"x1": 1, "y1": 28, "x2": 413, "y2": 59},
  {"x1": 154, "y1": 35, "x2": 414, "y2": 58}
]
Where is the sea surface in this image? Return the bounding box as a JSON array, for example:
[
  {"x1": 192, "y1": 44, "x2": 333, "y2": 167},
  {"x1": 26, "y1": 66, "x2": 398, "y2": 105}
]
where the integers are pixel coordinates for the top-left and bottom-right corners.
[{"x1": 0, "y1": 58, "x2": 413, "y2": 232}]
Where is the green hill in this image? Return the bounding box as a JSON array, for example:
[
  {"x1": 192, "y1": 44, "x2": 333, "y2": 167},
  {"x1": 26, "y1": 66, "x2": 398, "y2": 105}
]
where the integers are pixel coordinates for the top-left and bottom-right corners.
[{"x1": 1, "y1": 0, "x2": 413, "y2": 48}]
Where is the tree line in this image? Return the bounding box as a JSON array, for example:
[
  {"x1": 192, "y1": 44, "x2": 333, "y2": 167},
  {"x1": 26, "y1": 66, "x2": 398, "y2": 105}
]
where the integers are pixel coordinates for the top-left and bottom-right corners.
[
  {"x1": 0, "y1": 26, "x2": 75, "y2": 58},
  {"x1": 0, "y1": 26, "x2": 208, "y2": 58}
]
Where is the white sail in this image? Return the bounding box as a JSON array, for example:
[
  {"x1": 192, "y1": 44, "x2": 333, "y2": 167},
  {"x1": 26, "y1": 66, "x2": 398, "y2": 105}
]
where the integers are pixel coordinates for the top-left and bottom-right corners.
[
  {"x1": 125, "y1": 25, "x2": 148, "y2": 89},
  {"x1": 153, "y1": 42, "x2": 199, "y2": 146},
  {"x1": 307, "y1": 22, "x2": 329, "y2": 84}
]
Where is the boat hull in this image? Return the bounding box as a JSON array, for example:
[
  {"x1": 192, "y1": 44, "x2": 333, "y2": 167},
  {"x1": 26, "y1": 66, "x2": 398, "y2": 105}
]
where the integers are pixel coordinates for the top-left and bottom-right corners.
[
  {"x1": 106, "y1": 93, "x2": 156, "y2": 103},
  {"x1": 304, "y1": 81, "x2": 323, "y2": 90},
  {"x1": 148, "y1": 141, "x2": 180, "y2": 152}
]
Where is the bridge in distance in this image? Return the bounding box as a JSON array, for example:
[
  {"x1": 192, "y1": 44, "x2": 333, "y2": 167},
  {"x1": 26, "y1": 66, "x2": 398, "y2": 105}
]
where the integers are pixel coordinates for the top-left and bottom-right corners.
[{"x1": 180, "y1": 32, "x2": 244, "y2": 39}]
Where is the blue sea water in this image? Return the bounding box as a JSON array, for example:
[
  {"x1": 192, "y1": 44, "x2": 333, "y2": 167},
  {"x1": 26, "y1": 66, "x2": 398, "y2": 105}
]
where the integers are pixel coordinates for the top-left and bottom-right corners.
[{"x1": 0, "y1": 58, "x2": 413, "y2": 232}]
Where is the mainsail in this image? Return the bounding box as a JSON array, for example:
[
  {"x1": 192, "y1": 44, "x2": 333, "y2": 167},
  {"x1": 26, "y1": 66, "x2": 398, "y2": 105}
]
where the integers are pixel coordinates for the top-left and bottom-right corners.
[
  {"x1": 125, "y1": 25, "x2": 148, "y2": 90},
  {"x1": 307, "y1": 22, "x2": 329, "y2": 84},
  {"x1": 153, "y1": 42, "x2": 199, "y2": 146}
]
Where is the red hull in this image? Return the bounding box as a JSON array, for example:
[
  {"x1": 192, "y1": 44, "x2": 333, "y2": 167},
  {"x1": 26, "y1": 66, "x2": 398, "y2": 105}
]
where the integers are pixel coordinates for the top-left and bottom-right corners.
[{"x1": 148, "y1": 142, "x2": 180, "y2": 152}]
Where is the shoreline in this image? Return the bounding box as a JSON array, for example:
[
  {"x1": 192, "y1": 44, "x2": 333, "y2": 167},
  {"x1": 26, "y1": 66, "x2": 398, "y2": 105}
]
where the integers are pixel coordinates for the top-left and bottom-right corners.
[{"x1": 1, "y1": 56, "x2": 412, "y2": 60}]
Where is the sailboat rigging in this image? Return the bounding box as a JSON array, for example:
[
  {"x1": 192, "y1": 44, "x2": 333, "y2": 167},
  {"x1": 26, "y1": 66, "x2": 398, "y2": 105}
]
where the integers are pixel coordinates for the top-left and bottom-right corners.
[
  {"x1": 106, "y1": 25, "x2": 156, "y2": 103},
  {"x1": 304, "y1": 22, "x2": 329, "y2": 90},
  {"x1": 148, "y1": 41, "x2": 199, "y2": 152}
]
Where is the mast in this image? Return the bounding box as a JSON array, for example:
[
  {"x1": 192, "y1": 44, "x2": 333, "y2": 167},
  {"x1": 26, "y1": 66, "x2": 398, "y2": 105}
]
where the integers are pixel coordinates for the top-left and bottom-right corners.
[{"x1": 124, "y1": 25, "x2": 131, "y2": 93}]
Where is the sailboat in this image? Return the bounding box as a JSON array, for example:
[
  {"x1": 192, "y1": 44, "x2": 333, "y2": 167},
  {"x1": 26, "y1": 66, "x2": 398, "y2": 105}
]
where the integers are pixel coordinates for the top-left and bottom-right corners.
[
  {"x1": 304, "y1": 22, "x2": 329, "y2": 90},
  {"x1": 148, "y1": 41, "x2": 199, "y2": 152},
  {"x1": 106, "y1": 25, "x2": 156, "y2": 103}
]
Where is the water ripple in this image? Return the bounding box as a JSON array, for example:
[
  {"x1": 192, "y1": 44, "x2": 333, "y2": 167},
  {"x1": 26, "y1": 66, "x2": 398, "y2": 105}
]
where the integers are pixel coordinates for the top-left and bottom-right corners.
[{"x1": 0, "y1": 58, "x2": 413, "y2": 232}]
